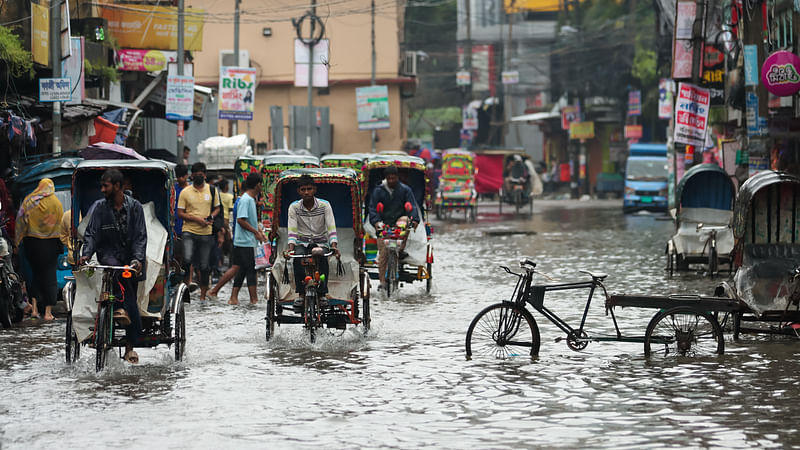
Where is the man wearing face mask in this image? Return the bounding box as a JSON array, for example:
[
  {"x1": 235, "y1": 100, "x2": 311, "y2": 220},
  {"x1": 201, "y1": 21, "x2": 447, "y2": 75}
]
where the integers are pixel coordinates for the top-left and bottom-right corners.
[
  {"x1": 79, "y1": 169, "x2": 147, "y2": 363},
  {"x1": 177, "y1": 162, "x2": 221, "y2": 300}
]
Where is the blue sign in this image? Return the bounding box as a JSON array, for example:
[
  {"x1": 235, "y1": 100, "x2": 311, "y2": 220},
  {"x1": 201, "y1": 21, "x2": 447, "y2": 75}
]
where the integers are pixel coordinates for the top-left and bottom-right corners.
[
  {"x1": 746, "y1": 92, "x2": 759, "y2": 136},
  {"x1": 744, "y1": 45, "x2": 759, "y2": 86}
]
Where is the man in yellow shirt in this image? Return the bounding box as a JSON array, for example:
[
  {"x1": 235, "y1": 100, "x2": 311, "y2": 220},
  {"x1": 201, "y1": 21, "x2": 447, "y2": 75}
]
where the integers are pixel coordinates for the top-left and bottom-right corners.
[{"x1": 177, "y1": 162, "x2": 221, "y2": 300}]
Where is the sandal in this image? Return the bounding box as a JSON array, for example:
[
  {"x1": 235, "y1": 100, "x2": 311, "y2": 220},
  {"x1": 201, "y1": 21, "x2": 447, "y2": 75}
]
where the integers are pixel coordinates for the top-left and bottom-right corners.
[{"x1": 123, "y1": 350, "x2": 139, "y2": 364}]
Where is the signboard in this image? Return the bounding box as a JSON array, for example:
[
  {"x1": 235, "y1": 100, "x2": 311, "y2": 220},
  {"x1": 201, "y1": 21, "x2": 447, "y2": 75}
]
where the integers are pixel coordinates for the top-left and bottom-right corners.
[
  {"x1": 760, "y1": 50, "x2": 800, "y2": 96},
  {"x1": 748, "y1": 156, "x2": 768, "y2": 177},
  {"x1": 99, "y1": 4, "x2": 205, "y2": 51},
  {"x1": 744, "y1": 45, "x2": 759, "y2": 86},
  {"x1": 675, "y1": 1, "x2": 696, "y2": 39},
  {"x1": 61, "y1": 37, "x2": 85, "y2": 105},
  {"x1": 294, "y1": 39, "x2": 329, "y2": 87},
  {"x1": 561, "y1": 105, "x2": 580, "y2": 130},
  {"x1": 624, "y1": 125, "x2": 643, "y2": 139},
  {"x1": 672, "y1": 40, "x2": 697, "y2": 79},
  {"x1": 569, "y1": 121, "x2": 594, "y2": 140},
  {"x1": 702, "y1": 45, "x2": 725, "y2": 105},
  {"x1": 456, "y1": 71, "x2": 471, "y2": 86},
  {"x1": 746, "y1": 91, "x2": 760, "y2": 136},
  {"x1": 116, "y1": 49, "x2": 177, "y2": 71},
  {"x1": 674, "y1": 83, "x2": 710, "y2": 146},
  {"x1": 39, "y1": 78, "x2": 72, "y2": 102},
  {"x1": 462, "y1": 105, "x2": 478, "y2": 130},
  {"x1": 218, "y1": 67, "x2": 257, "y2": 121},
  {"x1": 166, "y1": 75, "x2": 194, "y2": 121},
  {"x1": 503, "y1": 0, "x2": 559, "y2": 13},
  {"x1": 356, "y1": 85, "x2": 390, "y2": 130},
  {"x1": 502, "y1": 70, "x2": 519, "y2": 84},
  {"x1": 31, "y1": 2, "x2": 49, "y2": 66},
  {"x1": 658, "y1": 79, "x2": 673, "y2": 119},
  {"x1": 628, "y1": 90, "x2": 641, "y2": 116}
]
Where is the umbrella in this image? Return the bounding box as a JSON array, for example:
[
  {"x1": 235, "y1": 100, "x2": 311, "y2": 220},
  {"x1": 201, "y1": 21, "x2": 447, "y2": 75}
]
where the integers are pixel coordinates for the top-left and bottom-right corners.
[{"x1": 81, "y1": 142, "x2": 146, "y2": 161}]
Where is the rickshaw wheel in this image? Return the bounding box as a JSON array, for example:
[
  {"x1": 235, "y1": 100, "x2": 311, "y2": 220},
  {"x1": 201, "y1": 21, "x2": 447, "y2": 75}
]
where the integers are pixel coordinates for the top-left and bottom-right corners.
[
  {"x1": 265, "y1": 275, "x2": 276, "y2": 341},
  {"x1": 425, "y1": 263, "x2": 432, "y2": 294},
  {"x1": 514, "y1": 190, "x2": 522, "y2": 215},
  {"x1": 732, "y1": 312, "x2": 743, "y2": 341},
  {"x1": 65, "y1": 312, "x2": 80, "y2": 364},
  {"x1": 465, "y1": 302, "x2": 540, "y2": 359},
  {"x1": 95, "y1": 304, "x2": 110, "y2": 372},
  {"x1": 644, "y1": 306, "x2": 724, "y2": 358},
  {"x1": 174, "y1": 302, "x2": 186, "y2": 361},
  {"x1": 665, "y1": 243, "x2": 675, "y2": 277}
]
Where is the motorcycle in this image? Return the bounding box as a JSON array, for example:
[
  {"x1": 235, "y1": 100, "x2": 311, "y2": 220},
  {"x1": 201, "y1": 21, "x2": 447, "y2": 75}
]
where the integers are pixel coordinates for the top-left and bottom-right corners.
[{"x1": 0, "y1": 200, "x2": 25, "y2": 328}]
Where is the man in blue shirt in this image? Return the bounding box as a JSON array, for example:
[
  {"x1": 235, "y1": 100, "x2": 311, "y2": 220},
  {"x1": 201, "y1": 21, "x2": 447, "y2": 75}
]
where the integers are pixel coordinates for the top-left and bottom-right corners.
[{"x1": 229, "y1": 173, "x2": 266, "y2": 305}]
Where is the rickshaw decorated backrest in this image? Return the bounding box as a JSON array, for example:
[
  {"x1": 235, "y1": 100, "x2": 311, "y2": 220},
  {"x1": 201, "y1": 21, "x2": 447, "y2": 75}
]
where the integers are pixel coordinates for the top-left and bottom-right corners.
[
  {"x1": 364, "y1": 155, "x2": 428, "y2": 214},
  {"x1": 72, "y1": 161, "x2": 174, "y2": 231},
  {"x1": 234, "y1": 156, "x2": 267, "y2": 196},
  {"x1": 441, "y1": 152, "x2": 474, "y2": 179},
  {"x1": 320, "y1": 154, "x2": 366, "y2": 172},
  {"x1": 677, "y1": 164, "x2": 735, "y2": 210},
  {"x1": 732, "y1": 170, "x2": 800, "y2": 244},
  {"x1": 273, "y1": 168, "x2": 361, "y2": 233}
]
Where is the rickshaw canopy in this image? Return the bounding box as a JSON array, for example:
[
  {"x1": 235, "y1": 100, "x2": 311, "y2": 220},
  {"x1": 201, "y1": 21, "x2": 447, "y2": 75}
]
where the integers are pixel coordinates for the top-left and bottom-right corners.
[
  {"x1": 363, "y1": 154, "x2": 429, "y2": 215},
  {"x1": 472, "y1": 148, "x2": 526, "y2": 194},
  {"x1": 320, "y1": 154, "x2": 368, "y2": 171},
  {"x1": 732, "y1": 170, "x2": 800, "y2": 240},
  {"x1": 14, "y1": 157, "x2": 82, "y2": 198},
  {"x1": 676, "y1": 163, "x2": 736, "y2": 211}
]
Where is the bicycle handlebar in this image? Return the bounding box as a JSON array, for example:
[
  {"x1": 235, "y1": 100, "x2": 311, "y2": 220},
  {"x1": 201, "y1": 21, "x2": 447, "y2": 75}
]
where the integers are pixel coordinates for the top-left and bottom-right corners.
[
  {"x1": 78, "y1": 264, "x2": 140, "y2": 275},
  {"x1": 285, "y1": 250, "x2": 335, "y2": 259}
]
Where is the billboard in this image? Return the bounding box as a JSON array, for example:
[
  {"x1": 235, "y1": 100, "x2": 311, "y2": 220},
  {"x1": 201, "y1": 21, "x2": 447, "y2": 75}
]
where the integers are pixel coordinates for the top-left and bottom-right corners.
[
  {"x1": 356, "y1": 85, "x2": 390, "y2": 130},
  {"x1": 218, "y1": 67, "x2": 257, "y2": 121},
  {"x1": 100, "y1": 4, "x2": 205, "y2": 51}
]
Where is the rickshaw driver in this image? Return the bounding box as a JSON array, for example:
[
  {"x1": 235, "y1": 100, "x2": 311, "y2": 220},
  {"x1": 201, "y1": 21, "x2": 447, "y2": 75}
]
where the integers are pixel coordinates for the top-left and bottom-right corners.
[
  {"x1": 503, "y1": 154, "x2": 530, "y2": 194},
  {"x1": 368, "y1": 165, "x2": 421, "y2": 289},
  {"x1": 284, "y1": 175, "x2": 340, "y2": 309},
  {"x1": 78, "y1": 169, "x2": 147, "y2": 364}
]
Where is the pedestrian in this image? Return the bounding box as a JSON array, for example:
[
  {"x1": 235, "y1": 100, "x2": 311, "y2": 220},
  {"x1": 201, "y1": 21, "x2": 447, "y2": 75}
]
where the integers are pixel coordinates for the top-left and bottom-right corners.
[
  {"x1": 177, "y1": 162, "x2": 221, "y2": 300},
  {"x1": 229, "y1": 173, "x2": 266, "y2": 305},
  {"x1": 79, "y1": 169, "x2": 147, "y2": 364},
  {"x1": 15, "y1": 178, "x2": 64, "y2": 321},
  {"x1": 173, "y1": 164, "x2": 189, "y2": 275},
  {"x1": 182, "y1": 146, "x2": 191, "y2": 166},
  {"x1": 207, "y1": 193, "x2": 242, "y2": 301}
]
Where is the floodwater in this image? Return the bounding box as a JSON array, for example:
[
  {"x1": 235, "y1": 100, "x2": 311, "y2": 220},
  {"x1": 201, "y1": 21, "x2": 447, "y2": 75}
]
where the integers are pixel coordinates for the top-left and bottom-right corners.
[{"x1": 2, "y1": 200, "x2": 799, "y2": 448}]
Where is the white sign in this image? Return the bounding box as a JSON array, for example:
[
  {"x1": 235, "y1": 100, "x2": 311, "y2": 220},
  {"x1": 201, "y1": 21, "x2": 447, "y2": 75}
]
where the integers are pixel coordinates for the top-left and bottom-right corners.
[
  {"x1": 456, "y1": 71, "x2": 471, "y2": 86},
  {"x1": 39, "y1": 78, "x2": 72, "y2": 102},
  {"x1": 462, "y1": 105, "x2": 478, "y2": 130},
  {"x1": 674, "y1": 82, "x2": 710, "y2": 146},
  {"x1": 356, "y1": 85, "x2": 390, "y2": 130},
  {"x1": 61, "y1": 37, "x2": 84, "y2": 105},
  {"x1": 219, "y1": 66, "x2": 257, "y2": 121},
  {"x1": 294, "y1": 39, "x2": 329, "y2": 87},
  {"x1": 502, "y1": 70, "x2": 519, "y2": 84},
  {"x1": 166, "y1": 75, "x2": 194, "y2": 121},
  {"x1": 658, "y1": 78, "x2": 674, "y2": 119}
]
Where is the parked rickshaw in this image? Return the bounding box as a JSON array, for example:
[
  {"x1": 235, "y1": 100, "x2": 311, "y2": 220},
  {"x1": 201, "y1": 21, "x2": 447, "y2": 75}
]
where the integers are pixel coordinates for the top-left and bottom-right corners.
[
  {"x1": 362, "y1": 155, "x2": 433, "y2": 294},
  {"x1": 434, "y1": 149, "x2": 477, "y2": 221},
  {"x1": 13, "y1": 157, "x2": 82, "y2": 296},
  {"x1": 64, "y1": 160, "x2": 189, "y2": 371},
  {"x1": 265, "y1": 168, "x2": 371, "y2": 342},
  {"x1": 473, "y1": 148, "x2": 534, "y2": 214},
  {"x1": 320, "y1": 154, "x2": 369, "y2": 180},
  {"x1": 666, "y1": 163, "x2": 736, "y2": 277},
  {"x1": 719, "y1": 170, "x2": 800, "y2": 338}
]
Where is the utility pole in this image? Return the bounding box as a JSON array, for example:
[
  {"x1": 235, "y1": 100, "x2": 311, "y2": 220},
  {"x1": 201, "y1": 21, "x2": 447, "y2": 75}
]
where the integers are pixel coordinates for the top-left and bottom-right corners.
[
  {"x1": 177, "y1": 0, "x2": 184, "y2": 155},
  {"x1": 691, "y1": 0, "x2": 705, "y2": 84},
  {"x1": 50, "y1": 0, "x2": 62, "y2": 156},
  {"x1": 504, "y1": 10, "x2": 513, "y2": 146},
  {"x1": 306, "y1": 0, "x2": 317, "y2": 152},
  {"x1": 232, "y1": 0, "x2": 241, "y2": 136},
  {"x1": 370, "y1": 0, "x2": 376, "y2": 152},
  {"x1": 465, "y1": 0, "x2": 471, "y2": 91}
]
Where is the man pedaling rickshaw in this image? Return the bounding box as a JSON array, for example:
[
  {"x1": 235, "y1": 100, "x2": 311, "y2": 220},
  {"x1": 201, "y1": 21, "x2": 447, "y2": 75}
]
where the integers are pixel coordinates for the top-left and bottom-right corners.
[
  {"x1": 283, "y1": 175, "x2": 340, "y2": 310},
  {"x1": 367, "y1": 165, "x2": 421, "y2": 290},
  {"x1": 503, "y1": 154, "x2": 530, "y2": 195}
]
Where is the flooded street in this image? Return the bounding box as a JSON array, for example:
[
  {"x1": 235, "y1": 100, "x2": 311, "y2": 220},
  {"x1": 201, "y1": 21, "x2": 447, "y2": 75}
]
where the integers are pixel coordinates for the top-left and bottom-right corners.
[{"x1": 2, "y1": 199, "x2": 800, "y2": 448}]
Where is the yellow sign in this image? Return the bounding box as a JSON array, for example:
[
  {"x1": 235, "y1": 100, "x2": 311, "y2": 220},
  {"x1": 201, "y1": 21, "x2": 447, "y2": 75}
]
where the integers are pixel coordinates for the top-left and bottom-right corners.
[
  {"x1": 31, "y1": 2, "x2": 49, "y2": 66},
  {"x1": 504, "y1": 0, "x2": 561, "y2": 13},
  {"x1": 569, "y1": 121, "x2": 595, "y2": 140},
  {"x1": 99, "y1": 4, "x2": 205, "y2": 51}
]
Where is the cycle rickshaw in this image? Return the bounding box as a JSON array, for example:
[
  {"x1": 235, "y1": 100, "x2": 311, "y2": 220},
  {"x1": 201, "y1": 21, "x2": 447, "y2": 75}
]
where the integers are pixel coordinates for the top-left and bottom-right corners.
[
  {"x1": 64, "y1": 160, "x2": 190, "y2": 371},
  {"x1": 719, "y1": 170, "x2": 800, "y2": 338},
  {"x1": 666, "y1": 163, "x2": 737, "y2": 277},
  {"x1": 265, "y1": 168, "x2": 370, "y2": 342},
  {"x1": 362, "y1": 155, "x2": 433, "y2": 295},
  {"x1": 473, "y1": 149, "x2": 536, "y2": 214},
  {"x1": 434, "y1": 149, "x2": 477, "y2": 221},
  {"x1": 262, "y1": 154, "x2": 320, "y2": 228}
]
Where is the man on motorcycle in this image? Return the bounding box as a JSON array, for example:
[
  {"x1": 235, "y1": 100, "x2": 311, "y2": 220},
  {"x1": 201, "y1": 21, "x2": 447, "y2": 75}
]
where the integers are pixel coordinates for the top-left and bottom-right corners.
[
  {"x1": 78, "y1": 169, "x2": 147, "y2": 364},
  {"x1": 367, "y1": 165, "x2": 421, "y2": 290}
]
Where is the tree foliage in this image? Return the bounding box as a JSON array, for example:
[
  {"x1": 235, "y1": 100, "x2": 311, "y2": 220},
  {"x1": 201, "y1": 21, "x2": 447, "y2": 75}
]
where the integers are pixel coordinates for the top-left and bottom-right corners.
[{"x1": 0, "y1": 26, "x2": 34, "y2": 79}]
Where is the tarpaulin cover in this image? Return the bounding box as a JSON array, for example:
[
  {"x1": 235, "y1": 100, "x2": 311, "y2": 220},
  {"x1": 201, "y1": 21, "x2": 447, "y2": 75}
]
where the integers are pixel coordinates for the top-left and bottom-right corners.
[{"x1": 474, "y1": 154, "x2": 504, "y2": 194}]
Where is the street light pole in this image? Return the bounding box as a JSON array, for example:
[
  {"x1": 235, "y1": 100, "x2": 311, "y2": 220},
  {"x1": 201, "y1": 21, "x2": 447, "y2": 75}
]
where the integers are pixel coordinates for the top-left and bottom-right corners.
[
  {"x1": 50, "y1": 0, "x2": 62, "y2": 156},
  {"x1": 232, "y1": 0, "x2": 240, "y2": 136},
  {"x1": 370, "y1": 0, "x2": 376, "y2": 153},
  {"x1": 177, "y1": 0, "x2": 184, "y2": 155}
]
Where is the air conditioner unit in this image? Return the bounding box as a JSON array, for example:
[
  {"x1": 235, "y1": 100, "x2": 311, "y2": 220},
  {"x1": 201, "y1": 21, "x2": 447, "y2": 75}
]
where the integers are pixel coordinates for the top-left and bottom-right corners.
[
  {"x1": 401, "y1": 51, "x2": 417, "y2": 77},
  {"x1": 219, "y1": 50, "x2": 250, "y2": 68}
]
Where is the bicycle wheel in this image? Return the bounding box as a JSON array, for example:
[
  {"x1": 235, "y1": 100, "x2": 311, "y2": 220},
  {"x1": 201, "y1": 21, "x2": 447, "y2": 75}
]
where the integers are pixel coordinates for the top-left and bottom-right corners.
[
  {"x1": 174, "y1": 302, "x2": 186, "y2": 361},
  {"x1": 95, "y1": 304, "x2": 111, "y2": 372},
  {"x1": 514, "y1": 190, "x2": 522, "y2": 214},
  {"x1": 644, "y1": 306, "x2": 724, "y2": 358},
  {"x1": 425, "y1": 262, "x2": 432, "y2": 294},
  {"x1": 386, "y1": 252, "x2": 397, "y2": 298},
  {"x1": 265, "y1": 278, "x2": 276, "y2": 341},
  {"x1": 304, "y1": 291, "x2": 318, "y2": 343},
  {"x1": 0, "y1": 287, "x2": 12, "y2": 329},
  {"x1": 465, "y1": 302, "x2": 540, "y2": 359},
  {"x1": 65, "y1": 311, "x2": 80, "y2": 364}
]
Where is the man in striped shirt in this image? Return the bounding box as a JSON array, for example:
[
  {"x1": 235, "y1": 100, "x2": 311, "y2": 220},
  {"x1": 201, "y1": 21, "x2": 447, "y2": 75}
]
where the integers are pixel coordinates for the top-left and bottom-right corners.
[{"x1": 285, "y1": 175, "x2": 340, "y2": 305}]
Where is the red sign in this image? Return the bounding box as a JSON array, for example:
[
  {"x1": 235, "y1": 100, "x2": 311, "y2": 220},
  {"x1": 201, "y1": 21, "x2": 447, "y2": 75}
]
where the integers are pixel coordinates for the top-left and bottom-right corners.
[
  {"x1": 624, "y1": 125, "x2": 643, "y2": 139},
  {"x1": 561, "y1": 105, "x2": 580, "y2": 130},
  {"x1": 673, "y1": 82, "x2": 710, "y2": 146}
]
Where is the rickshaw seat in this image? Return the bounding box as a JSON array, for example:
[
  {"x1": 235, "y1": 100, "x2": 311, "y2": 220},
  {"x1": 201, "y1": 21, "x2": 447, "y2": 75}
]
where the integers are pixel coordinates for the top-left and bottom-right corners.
[
  {"x1": 579, "y1": 270, "x2": 607, "y2": 281},
  {"x1": 744, "y1": 243, "x2": 800, "y2": 278}
]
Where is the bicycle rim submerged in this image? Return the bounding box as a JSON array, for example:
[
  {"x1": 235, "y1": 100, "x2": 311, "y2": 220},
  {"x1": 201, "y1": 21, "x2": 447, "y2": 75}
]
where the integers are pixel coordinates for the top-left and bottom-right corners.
[{"x1": 466, "y1": 302, "x2": 540, "y2": 359}]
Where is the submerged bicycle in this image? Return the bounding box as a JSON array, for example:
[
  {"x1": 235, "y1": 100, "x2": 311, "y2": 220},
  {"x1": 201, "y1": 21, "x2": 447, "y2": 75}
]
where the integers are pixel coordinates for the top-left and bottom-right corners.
[{"x1": 465, "y1": 260, "x2": 739, "y2": 359}]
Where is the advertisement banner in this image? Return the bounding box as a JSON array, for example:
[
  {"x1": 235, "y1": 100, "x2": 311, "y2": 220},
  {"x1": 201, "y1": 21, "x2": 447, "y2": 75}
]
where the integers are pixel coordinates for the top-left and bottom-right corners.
[
  {"x1": 675, "y1": 1, "x2": 696, "y2": 39},
  {"x1": 462, "y1": 105, "x2": 478, "y2": 130},
  {"x1": 760, "y1": 50, "x2": 800, "y2": 96},
  {"x1": 569, "y1": 121, "x2": 594, "y2": 140},
  {"x1": 100, "y1": 4, "x2": 205, "y2": 51},
  {"x1": 702, "y1": 45, "x2": 725, "y2": 105},
  {"x1": 502, "y1": 70, "x2": 519, "y2": 84},
  {"x1": 31, "y1": 2, "x2": 49, "y2": 66},
  {"x1": 356, "y1": 85, "x2": 391, "y2": 130},
  {"x1": 218, "y1": 67, "x2": 257, "y2": 121},
  {"x1": 658, "y1": 79, "x2": 673, "y2": 119},
  {"x1": 116, "y1": 49, "x2": 177, "y2": 71},
  {"x1": 745, "y1": 91, "x2": 759, "y2": 136},
  {"x1": 456, "y1": 71, "x2": 471, "y2": 86},
  {"x1": 674, "y1": 83, "x2": 710, "y2": 146},
  {"x1": 672, "y1": 40, "x2": 697, "y2": 79},
  {"x1": 39, "y1": 78, "x2": 72, "y2": 102},
  {"x1": 744, "y1": 45, "x2": 759, "y2": 86},
  {"x1": 561, "y1": 105, "x2": 580, "y2": 130},
  {"x1": 166, "y1": 75, "x2": 194, "y2": 121},
  {"x1": 627, "y1": 90, "x2": 641, "y2": 116},
  {"x1": 624, "y1": 125, "x2": 643, "y2": 140}
]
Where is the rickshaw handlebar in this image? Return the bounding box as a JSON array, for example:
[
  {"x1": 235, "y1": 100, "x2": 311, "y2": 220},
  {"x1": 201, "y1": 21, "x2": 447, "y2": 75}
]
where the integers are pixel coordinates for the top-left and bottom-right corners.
[
  {"x1": 78, "y1": 263, "x2": 140, "y2": 274},
  {"x1": 285, "y1": 250, "x2": 335, "y2": 259}
]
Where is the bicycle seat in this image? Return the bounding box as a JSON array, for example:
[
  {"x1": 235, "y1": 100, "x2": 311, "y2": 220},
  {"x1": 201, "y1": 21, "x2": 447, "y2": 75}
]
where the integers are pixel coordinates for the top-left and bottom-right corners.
[{"x1": 579, "y1": 269, "x2": 607, "y2": 281}]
